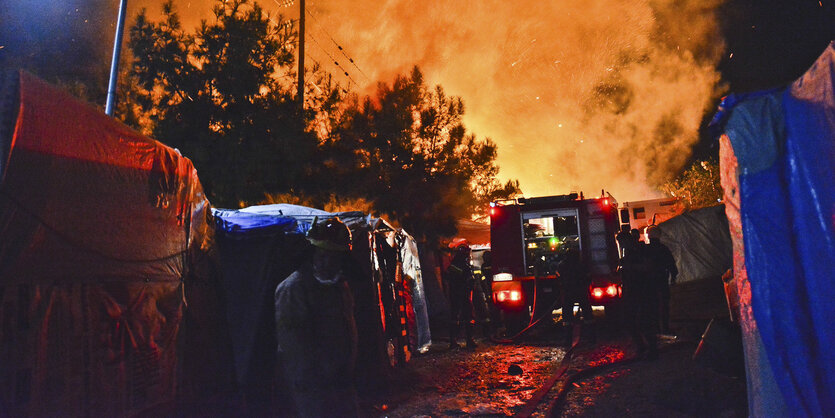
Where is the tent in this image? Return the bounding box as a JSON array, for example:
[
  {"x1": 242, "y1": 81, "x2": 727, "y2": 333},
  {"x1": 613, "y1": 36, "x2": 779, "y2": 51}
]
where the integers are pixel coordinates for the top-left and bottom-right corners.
[
  {"x1": 237, "y1": 204, "x2": 432, "y2": 356},
  {"x1": 713, "y1": 41, "x2": 835, "y2": 416},
  {"x1": 652, "y1": 205, "x2": 734, "y2": 323},
  {"x1": 210, "y1": 209, "x2": 302, "y2": 407},
  {"x1": 0, "y1": 71, "x2": 229, "y2": 415},
  {"x1": 211, "y1": 204, "x2": 432, "y2": 394},
  {"x1": 652, "y1": 204, "x2": 732, "y2": 284}
]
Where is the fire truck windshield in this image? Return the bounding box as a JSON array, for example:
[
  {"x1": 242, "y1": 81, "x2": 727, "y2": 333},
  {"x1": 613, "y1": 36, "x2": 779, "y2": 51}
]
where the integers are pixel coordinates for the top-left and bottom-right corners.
[{"x1": 522, "y1": 213, "x2": 580, "y2": 276}]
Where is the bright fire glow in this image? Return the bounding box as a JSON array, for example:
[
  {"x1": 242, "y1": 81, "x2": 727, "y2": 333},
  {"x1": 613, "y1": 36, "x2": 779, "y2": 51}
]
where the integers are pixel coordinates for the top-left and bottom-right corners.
[{"x1": 150, "y1": 0, "x2": 725, "y2": 202}]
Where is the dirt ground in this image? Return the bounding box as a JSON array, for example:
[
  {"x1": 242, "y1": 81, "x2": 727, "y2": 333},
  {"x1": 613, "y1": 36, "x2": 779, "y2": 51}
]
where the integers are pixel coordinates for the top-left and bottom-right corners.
[{"x1": 358, "y1": 317, "x2": 747, "y2": 417}]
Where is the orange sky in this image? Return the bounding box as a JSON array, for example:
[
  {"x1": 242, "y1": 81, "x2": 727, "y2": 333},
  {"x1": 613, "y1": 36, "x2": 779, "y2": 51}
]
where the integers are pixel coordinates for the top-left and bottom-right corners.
[{"x1": 133, "y1": 0, "x2": 726, "y2": 203}]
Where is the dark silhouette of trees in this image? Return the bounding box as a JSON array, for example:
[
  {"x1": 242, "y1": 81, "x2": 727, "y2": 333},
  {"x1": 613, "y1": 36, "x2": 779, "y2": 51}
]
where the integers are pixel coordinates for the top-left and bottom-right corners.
[
  {"x1": 127, "y1": 1, "x2": 518, "y2": 238},
  {"x1": 326, "y1": 67, "x2": 519, "y2": 239},
  {"x1": 129, "y1": 0, "x2": 317, "y2": 207}
]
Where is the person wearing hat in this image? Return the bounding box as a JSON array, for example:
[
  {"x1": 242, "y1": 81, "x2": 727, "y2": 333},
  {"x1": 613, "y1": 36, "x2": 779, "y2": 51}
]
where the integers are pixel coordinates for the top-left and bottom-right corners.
[
  {"x1": 445, "y1": 239, "x2": 477, "y2": 349},
  {"x1": 275, "y1": 217, "x2": 359, "y2": 417}
]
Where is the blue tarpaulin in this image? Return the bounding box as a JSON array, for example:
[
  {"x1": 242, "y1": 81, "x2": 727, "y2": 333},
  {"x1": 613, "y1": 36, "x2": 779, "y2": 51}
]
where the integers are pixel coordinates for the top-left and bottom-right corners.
[
  {"x1": 718, "y1": 41, "x2": 835, "y2": 416},
  {"x1": 210, "y1": 208, "x2": 302, "y2": 390},
  {"x1": 213, "y1": 208, "x2": 298, "y2": 238}
]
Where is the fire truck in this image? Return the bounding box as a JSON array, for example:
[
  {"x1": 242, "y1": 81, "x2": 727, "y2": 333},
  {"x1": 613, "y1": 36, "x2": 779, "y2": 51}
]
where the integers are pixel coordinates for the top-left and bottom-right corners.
[{"x1": 489, "y1": 193, "x2": 622, "y2": 329}]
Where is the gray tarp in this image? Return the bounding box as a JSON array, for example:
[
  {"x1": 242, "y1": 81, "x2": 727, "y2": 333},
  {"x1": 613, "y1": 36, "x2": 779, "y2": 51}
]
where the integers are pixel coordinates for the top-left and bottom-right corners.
[{"x1": 653, "y1": 204, "x2": 732, "y2": 283}]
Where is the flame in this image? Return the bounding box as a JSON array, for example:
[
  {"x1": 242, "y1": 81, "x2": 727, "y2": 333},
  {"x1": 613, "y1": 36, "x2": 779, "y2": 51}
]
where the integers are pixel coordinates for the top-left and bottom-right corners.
[{"x1": 135, "y1": 0, "x2": 726, "y2": 202}]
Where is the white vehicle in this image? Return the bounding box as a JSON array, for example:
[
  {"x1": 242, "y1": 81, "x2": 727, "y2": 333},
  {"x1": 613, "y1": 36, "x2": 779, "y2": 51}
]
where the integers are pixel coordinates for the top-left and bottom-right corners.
[{"x1": 619, "y1": 197, "x2": 683, "y2": 241}]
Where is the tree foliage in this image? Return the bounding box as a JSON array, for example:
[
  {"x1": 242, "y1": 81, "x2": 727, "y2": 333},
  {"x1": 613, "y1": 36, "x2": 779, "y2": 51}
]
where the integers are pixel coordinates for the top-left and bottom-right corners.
[
  {"x1": 127, "y1": 1, "x2": 518, "y2": 238},
  {"x1": 129, "y1": 0, "x2": 325, "y2": 207},
  {"x1": 660, "y1": 159, "x2": 722, "y2": 210},
  {"x1": 324, "y1": 67, "x2": 519, "y2": 239}
]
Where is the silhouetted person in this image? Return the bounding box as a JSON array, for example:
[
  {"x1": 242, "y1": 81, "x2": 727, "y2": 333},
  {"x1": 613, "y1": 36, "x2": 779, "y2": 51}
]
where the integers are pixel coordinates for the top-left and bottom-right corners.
[
  {"x1": 645, "y1": 226, "x2": 678, "y2": 335},
  {"x1": 559, "y1": 248, "x2": 592, "y2": 324},
  {"x1": 446, "y1": 240, "x2": 476, "y2": 349},
  {"x1": 473, "y1": 250, "x2": 496, "y2": 338},
  {"x1": 616, "y1": 225, "x2": 632, "y2": 258},
  {"x1": 275, "y1": 218, "x2": 359, "y2": 417},
  {"x1": 620, "y1": 230, "x2": 659, "y2": 359}
]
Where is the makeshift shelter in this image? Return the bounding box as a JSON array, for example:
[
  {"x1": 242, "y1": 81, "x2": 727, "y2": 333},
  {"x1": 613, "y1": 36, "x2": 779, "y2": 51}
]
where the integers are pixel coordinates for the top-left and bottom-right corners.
[
  {"x1": 713, "y1": 41, "x2": 835, "y2": 416},
  {"x1": 652, "y1": 205, "x2": 734, "y2": 323},
  {"x1": 0, "y1": 71, "x2": 229, "y2": 415},
  {"x1": 212, "y1": 204, "x2": 431, "y2": 390},
  {"x1": 651, "y1": 205, "x2": 732, "y2": 284},
  {"x1": 210, "y1": 209, "x2": 302, "y2": 407}
]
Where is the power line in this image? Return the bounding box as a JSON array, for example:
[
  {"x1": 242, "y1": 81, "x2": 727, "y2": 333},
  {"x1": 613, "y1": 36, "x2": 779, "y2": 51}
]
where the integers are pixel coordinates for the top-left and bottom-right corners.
[
  {"x1": 307, "y1": 33, "x2": 358, "y2": 87},
  {"x1": 304, "y1": 7, "x2": 370, "y2": 82}
]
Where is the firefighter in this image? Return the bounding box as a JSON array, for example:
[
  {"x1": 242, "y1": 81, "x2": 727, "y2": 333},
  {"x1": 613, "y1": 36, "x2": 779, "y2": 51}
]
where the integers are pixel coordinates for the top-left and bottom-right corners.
[
  {"x1": 645, "y1": 225, "x2": 678, "y2": 335},
  {"x1": 275, "y1": 217, "x2": 359, "y2": 417},
  {"x1": 446, "y1": 239, "x2": 477, "y2": 349}
]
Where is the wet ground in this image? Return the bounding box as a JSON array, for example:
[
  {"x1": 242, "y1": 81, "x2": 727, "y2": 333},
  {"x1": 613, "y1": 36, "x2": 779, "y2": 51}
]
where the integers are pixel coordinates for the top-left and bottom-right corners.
[{"x1": 359, "y1": 315, "x2": 747, "y2": 417}]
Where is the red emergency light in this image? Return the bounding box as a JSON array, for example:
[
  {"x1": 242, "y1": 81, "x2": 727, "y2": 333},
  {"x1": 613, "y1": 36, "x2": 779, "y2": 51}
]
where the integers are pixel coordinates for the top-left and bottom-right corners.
[
  {"x1": 591, "y1": 284, "x2": 620, "y2": 300},
  {"x1": 495, "y1": 290, "x2": 522, "y2": 303}
]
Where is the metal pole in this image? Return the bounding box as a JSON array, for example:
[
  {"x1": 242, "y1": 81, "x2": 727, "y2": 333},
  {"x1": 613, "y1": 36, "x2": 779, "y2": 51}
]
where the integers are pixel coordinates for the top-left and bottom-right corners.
[
  {"x1": 105, "y1": 0, "x2": 128, "y2": 116},
  {"x1": 297, "y1": 0, "x2": 305, "y2": 113}
]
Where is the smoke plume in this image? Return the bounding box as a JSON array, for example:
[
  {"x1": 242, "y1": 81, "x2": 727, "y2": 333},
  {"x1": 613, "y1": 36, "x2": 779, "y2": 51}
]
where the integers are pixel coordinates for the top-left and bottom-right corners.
[{"x1": 135, "y1": 0, "x2": 726, "y2": 202}]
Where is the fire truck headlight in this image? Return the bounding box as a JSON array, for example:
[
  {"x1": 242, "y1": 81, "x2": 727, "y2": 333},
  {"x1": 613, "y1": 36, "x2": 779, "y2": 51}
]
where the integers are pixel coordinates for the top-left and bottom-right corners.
[
  {"x1": 510, "y1": 291, "x2": 521, "y2": 301},
  {"x1": 592, "y1": 288, "x2": 604, "y2": 299},
  {"x1": 606, "y1": 284, "x2": 618, "y2": 297},
  {"x1": 493, "y1": 273, "x2": 513, "y2": 282}
]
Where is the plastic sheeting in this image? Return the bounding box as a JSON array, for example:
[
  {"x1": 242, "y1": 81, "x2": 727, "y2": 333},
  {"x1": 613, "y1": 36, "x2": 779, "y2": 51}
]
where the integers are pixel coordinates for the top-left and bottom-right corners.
[
  {"x1": 717, "y1": 41, "x2": 835, "y2": 416},
  {"x1": 213, "y1": 204, "x2": 432, "y2": 373},
  {"x1": 213, "y1": 208, "x2": 297, "y2": 238},
  {"x1": 400, "y1": 232, "x2": 432, "y2": 352},
  {"x1": 651, "y1": 205, "x2": 732, "y2": 283},
  {"x1": 239, "y1": 203, "x2": 369, "y2": 233},
  {"x1": 0, "y1": 72, "x2": 223, "y2": 416},
  {"x1": 720, "y1": 135, "x2": 789, "y2": 417},
  {"x1": 210, "y1": 208, "x2": 301, "y2": 394}
]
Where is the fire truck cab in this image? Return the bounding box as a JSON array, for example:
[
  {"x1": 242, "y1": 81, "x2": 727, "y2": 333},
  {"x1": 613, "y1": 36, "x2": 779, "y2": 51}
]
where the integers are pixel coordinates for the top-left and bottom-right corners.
[{"x1": 489, "y1": 193, "x2": 622, "y2": 328}]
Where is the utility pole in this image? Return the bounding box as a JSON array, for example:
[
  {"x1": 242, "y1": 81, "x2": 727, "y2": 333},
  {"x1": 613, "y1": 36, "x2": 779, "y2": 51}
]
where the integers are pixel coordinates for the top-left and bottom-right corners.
[
  {"x1": 105, "y1": 0, "x2": 128, "y2": 116},
  {"x1": 297, "y1": 0, "x2": 305, "y2": 114}
]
